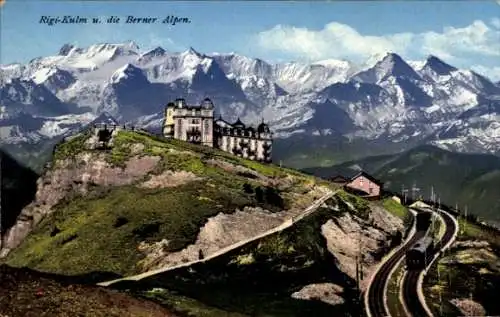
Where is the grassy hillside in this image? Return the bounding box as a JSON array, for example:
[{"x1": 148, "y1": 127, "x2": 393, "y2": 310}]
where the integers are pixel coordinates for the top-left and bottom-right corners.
[
  {"x1": 3, "y1": 129, "x2": 334, "y2": 277},
  {"x1": 304, "y1": 145, "x2": 500, "y2": 225}
]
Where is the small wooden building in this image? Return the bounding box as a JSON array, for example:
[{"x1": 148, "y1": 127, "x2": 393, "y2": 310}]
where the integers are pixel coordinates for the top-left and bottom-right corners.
[
  {"x1": 345, "y1": 171, "x2": 383, "y2": 199},
  {"x1": 330, "y1": 170, "x2": 383, "y2": 199}
]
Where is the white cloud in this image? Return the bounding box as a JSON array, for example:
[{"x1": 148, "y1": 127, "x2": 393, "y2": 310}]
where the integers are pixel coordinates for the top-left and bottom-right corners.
[
  {"x1": 492, "y1": 17, "x2": 500, "y2": 29},
  {"x1": 255, "y1": 22, "x2": 413, "y2": 62},
  {"x1": 255, "y1": 19, "x2": 500, "y2": 66}
]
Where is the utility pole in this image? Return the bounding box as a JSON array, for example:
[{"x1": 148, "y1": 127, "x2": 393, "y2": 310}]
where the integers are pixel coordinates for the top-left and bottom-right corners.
[
  {"x1": 438, "y1": 263, "x2": 443, "y2": 315},
  {"x1": 431, "y1": 187, "x2": 436, "y2": 240},
  {"x1": 402, "y1": 185, "x2": 408, "y2": 205},
  {"x1": 358, "y1": 229, "x2": 364, "y2": 282},
  {"x1": 431, "y1": 186, "x2": 435, "y2": 205},
  {"x1": 411, "y1": 182, "x2": 420, "y2": 201},
  {"x1": 464, "y1": 205, "x2": 468, "y2": 235}
]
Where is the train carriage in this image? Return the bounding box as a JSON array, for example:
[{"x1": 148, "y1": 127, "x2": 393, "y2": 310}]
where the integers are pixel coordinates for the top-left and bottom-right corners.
[{"x1": 406, "y1": 236, "x2": 434, "y2": 270}]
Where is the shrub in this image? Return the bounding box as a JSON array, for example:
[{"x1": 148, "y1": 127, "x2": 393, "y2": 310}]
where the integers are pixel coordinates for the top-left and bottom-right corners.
[
  {"x1": 255, "y1": 187, "x2": 264, "y2": 203},
  {"x1": 243, "y1": 183, "x2": 254, "y2": 194},
  {"x1": 113, "y1": 217, "x2": 129, "y2": 228},
  {"x1": 264, "y1": 186, "x2": 284, "y2": 208}
]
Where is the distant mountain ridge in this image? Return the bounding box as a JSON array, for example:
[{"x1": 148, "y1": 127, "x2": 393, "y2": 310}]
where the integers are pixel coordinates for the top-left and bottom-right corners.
[{"x1": 1, "y1": 41, "x2": 500, "y2": 169}]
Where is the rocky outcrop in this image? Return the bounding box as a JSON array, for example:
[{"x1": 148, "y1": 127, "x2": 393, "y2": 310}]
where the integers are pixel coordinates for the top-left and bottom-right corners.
[
  {"x1": 441, "y1": 240, "x2": 500, "y2": 273},
  {"x1": 322, "y1": 204, "x2": 404, "y2": 291},
  {"x1": 450, "y1": 298, "x2": 486, "y2": 316},
  {"x1": 291, "y1": 283, "x2": 345, "y2": 306},
  {"x1": 139, "y1": 170, "x2": 202, "y2": 189},
  {"x1": 0, "y1": 153, "x2": 160, "y2": 258},
  {"x1": 290, "y1": 200, "x2": 404, "y2": 306}
]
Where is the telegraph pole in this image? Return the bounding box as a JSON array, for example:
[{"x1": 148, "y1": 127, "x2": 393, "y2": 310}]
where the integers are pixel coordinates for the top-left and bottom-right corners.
[
  {"x1": 358, "y1": 229, "x2": 364, "y2": 282},
  {"x1": 401, "y1": 185, "x2": 408, "y2": 205},
  {"x1": 431, "y1": 186, "x2": 434, "y2": 204},
  {"x1": 438, "y1": 263, "x2": 443, "y2": 315},
  {"x1": 431, "y1": 187, "x2": 436, "y2": 240},
  {"x1": 411, "y1": 182, "x2": 420, "y2": 201},
  {"x1": 464, "y1": 205, "x2": 468, "y2": 234}
]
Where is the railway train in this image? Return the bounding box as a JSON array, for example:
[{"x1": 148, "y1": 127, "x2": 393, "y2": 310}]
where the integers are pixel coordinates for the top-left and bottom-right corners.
[
  {"x1": 406, "y1": 236, "x2": 434, "y2": 270},
  {"x1": 415, "y1": 210, "x2": 432, "y2": 231}
]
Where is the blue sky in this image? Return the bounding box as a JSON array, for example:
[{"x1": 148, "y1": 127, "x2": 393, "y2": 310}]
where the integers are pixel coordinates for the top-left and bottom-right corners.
[{"x1": 1, "y1": 0, "x2": 500, "y2": 80}]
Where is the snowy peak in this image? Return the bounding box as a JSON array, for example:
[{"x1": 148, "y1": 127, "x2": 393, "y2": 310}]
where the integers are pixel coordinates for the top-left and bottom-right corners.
[
  {"x1": 179, "y1": 47, "x2": 210, "y2": 70},
  {"x1": 110, "y1": 63, "x2": 148, "y2": 84},
  {"x1": 31, "y1": 66, "x2": 76, "y2": 91},
  {"x1": 212, "y1": 53, "x2": 272, "y2": 79},
  {"x1": 59, "y1": 44, "x2": 76, "y2": 56},
  {"x1": 375, "y1": 52, "x2": 420, "y2": 80},
  {"x1": 183, "y1": 47, "x2": 204, "y2": 58},
  {"x1": 138, "y1": 46, "x2": 166, "y2": 60},
  {"x1": 86, "y1": 42, "x2": 139, "y2": 58},
  {"x1": 124, "y1": 41, "x2": 140, "y2": 51},
  {"x1": 273, "y1": 61, "x2": 353, "y2": 93},
  {"x1": 352, "y1": 52, "x2": 421, "y2": 84},
  {"x1": 422, "y1": 55, "x2": 457, "y2": 76}
]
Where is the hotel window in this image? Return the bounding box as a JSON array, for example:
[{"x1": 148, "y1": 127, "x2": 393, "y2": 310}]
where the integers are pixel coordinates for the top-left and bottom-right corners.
[
  {"x1": 204, "y1": 120, "x2": 210, "y2": 135},
  {"x1": 359, "y1": 178, "x2": 364, "y2": 186},
  {"x1": 369, "y1": 187, "x2": 373, "y2": 194},
  {"x1": 177, "y1": 119, "x2": 182, "y2": 137}
]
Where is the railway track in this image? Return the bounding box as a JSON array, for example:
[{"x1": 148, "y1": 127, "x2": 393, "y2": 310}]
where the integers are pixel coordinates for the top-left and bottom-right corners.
[
  {"x1": 367, "y1": 228, "x2": 426, "y2": 317},
  {"x1": 401, "y1": 209, "x2": 457, "y2": 317}
]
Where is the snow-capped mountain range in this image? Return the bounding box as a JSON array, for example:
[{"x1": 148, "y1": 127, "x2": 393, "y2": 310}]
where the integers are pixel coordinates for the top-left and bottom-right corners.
[{"x1": 1, "y1": 41, "x2": 500, "y2": 163}]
